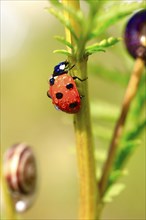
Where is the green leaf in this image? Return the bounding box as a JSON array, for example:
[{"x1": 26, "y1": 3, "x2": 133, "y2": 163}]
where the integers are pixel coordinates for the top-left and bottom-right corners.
[
  {"x1": 114, "y1": 139, "x2": 141, "y2": 170},
  {"x1": 85, "y1": 0, "x2": 100, "y2": 7},
  {"x1": 90, "y1": 2, "x2": 144, "y2": 38},
  {"x1": 53, "y1": 49, "x2": 71, "y2": 56},
  {"x1": 54, "y1": 36, "x2": 74, "y2": 49},
  {"x1": 86, "y1": 48, "x2": 106, "y2": 55},
  {"x1": 123, "y1": 119, "x2": 146, "y2": 141},
  {"x1": 108, "y1": 169, "x2": 128, "y2": 189},
  {"x1": 108, "y1": 170, "x2": 122, "y2": 186},
  {"x1": 107, "y1": 123, "x2": 145, "y2": 188},
  {"x1": 47, "y1": 3, "x2": 84, "y2": 38},
  {"x1": 103, "y1": 183, "x2": 125, "y2": 203},
  {"x1": 61, "y1": 3, "x2": 84, "y2": 26},
  {"x1": 128, "y1": 85, "x2": 146, "y2": 121},
  {"x1": 85, "y1": 37, "x2": 121, "y2": 55},
  {"x1": 49, "y1": 0, "x2": 61, "y2": 7},
  {"x1": 48, "y1": 7, "x2": 78, "y2": 42},
  {"x1": 107, "y1": 139, "x2": 141, "y2": 189},
  {"x1": 85, "y1": 0, "x2": 103, "y2": 15}
]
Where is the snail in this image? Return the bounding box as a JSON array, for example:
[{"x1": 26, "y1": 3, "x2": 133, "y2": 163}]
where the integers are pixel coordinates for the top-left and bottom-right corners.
[{"x1": 3, "y1": 143, "x2": 37, "y2": 212}]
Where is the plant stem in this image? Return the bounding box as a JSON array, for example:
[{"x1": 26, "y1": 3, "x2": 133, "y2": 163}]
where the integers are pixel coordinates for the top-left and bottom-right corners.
[
  {"x1": 74, "y1": 60, "x2": 99, "y2": 220},
  {"x1": 62, "y1": 0, "x2": 100, "y2": 219},
  {"x1": 99, "y1": 58, "x2": 145, "y2": 196},
  {"x1": 0, "y1": 160, "x2": 18, "y2": 220},
  {"x1": 62, "y1": 0, "x2": 80, "y2": 54}
]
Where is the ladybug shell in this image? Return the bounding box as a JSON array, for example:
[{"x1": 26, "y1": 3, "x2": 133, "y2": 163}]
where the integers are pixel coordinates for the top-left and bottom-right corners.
[{"x1": 49, "y1": 75, "x2": 81, "y2": 113}]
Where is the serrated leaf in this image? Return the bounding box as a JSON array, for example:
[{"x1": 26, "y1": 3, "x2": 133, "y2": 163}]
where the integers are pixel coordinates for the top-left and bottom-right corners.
[
  {"x1": 85, "y1": 0, "x2": 103, "y2": 15},
  {"x1": 123, "y1": 120, "x2": 146, "y2": 141},
  {"x1": 90, "y1": 2, "x2": 144, "y2": 38},
  {"x1": 85, "y1": 0, "x2": 100, "y2": 6},
  {"x1": 108, "y1": 169, "x2": 129, "y2": 188},
  {"x1": 61, "y1": 4, "x2": 84, "y2": 26},
  {"x1": 85, "y1": 48, "x2": 106, "y2": 55},
  {"x1": 48, "y1": 7, "x2": 78, "y2": 42},
  {"x1": 129, "y1": 93, "x2": 146, "y2": 122},
  {"x1": 101, "y1": 37, "x2": 121, "y2": 46},
  {"x1": 53, "y1": 49, "x2": 71, "y2": 56},
  {"x1": 49, "y1": 1, "x2": 84, "y2": 25},
  {"x1": 103, "y1": 183, "x2": 125, "y2": 203},
  {"x1": 85, "y1": 37, "x2": 121, "y2": 55},
  {"x1": 54, "y1": 36, "x2": 74, "y2": 50},
  {"x1": 114, "y1": 139, "x2": 141, "y2": 170},
  {"x1": 108, "y1": 170, "x2": 122, "y2": 186},
  {"x1": 107, "y1": 130, "x2": 144, "y2": 189}
]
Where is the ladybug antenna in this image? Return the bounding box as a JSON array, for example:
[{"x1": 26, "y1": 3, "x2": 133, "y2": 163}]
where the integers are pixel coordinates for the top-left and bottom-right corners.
[{"x1": 68, "y1": 64, "x2": 75, "y2": 71}]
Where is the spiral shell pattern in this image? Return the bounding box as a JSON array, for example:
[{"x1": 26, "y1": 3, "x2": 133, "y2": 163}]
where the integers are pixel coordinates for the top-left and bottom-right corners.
[{"x1": 4, "y1": 143, "x2": 37, "y2": 212}]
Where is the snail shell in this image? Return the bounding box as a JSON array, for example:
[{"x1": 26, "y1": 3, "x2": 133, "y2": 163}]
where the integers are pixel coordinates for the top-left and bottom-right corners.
[{"x1": 4, "y1": 143, "x2": 37, "y2": 212}]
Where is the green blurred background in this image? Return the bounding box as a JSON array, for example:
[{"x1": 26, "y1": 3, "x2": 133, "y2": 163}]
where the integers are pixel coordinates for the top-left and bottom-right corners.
[{"x1": 1, "y1": 1, "x2": 145, "y2": 219}]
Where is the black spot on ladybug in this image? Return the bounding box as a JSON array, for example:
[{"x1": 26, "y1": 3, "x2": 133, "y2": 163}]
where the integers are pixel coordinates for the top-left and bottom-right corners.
[
  {"x1": 69, "y1": 102, "x2": 78, "y2": 108},
  {"x1": 50, "y1": 78, "x2": 55, "y2": 86},
  {"x1": 56, "y1": 92, "x2": 63, "y2": 99},
  {"x1": 66, "y1": 83, "x2": 74, "y2": 90}
]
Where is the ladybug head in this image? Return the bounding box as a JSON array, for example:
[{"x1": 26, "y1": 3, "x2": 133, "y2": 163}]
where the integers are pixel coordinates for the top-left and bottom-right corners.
[{"x1": 53, "y1": 61, "x2": 69, "y2": 77}]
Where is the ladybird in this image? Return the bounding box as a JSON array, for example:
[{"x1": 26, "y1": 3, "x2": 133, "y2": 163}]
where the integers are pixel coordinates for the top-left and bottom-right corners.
[{"x1": 47, "y1": 61, "x2": 85, "y2": 113}]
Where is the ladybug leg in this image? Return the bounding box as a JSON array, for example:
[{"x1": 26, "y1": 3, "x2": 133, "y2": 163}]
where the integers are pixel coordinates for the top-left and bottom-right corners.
[
  {"x1": 64, "y1": 61, "x2": 75, "y2": 72},
  {"x1": 47, "y1": 91, "x2": 51, "y2": 99},
  {"x1": 69, "y1": 64, "x2": 75, "y2": 71},
  {"x1": 73, "y1": 76, "x2": 88, "y2": 82}
]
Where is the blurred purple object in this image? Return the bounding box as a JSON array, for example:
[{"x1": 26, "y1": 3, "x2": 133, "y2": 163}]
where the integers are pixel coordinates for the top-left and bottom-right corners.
[{"x1": 124, "y1": 9, "x2": 146, "y2": 60}]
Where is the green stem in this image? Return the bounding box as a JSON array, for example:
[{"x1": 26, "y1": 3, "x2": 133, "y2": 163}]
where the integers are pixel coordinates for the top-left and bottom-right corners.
[
  {"x1": 62, "y1": 1, "x2": 100, "y2": 219},
  {"x1": 74, "y1": 60, "x2": 99, "y2": 220},
  {"x1": 99, "y1": 58, "x2": 145, "y2": 196}
]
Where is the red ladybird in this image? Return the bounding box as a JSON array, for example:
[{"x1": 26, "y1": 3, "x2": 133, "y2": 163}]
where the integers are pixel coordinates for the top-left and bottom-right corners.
[{"x1": 47, "y1": 61, "x2": 85, "y2": 113}]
